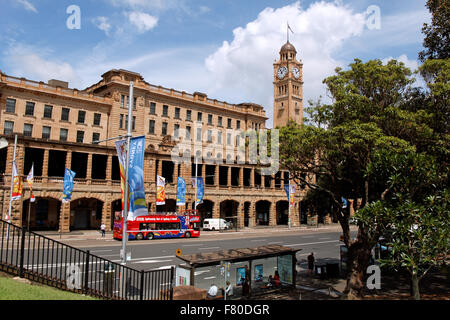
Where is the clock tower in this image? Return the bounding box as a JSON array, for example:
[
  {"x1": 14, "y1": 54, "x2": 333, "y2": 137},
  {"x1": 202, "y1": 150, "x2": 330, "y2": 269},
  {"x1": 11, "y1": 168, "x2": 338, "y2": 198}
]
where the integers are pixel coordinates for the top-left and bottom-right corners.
[{"x1": 273, "y1": 40, "x2": 303, "y2": 128}]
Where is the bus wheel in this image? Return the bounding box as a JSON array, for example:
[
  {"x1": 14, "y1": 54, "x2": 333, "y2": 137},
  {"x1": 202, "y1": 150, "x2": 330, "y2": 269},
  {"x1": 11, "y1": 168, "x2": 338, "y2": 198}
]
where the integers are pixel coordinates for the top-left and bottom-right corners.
[
  {"x1": 146, "y1": 233, "x2": 154, "y2": 240},
  {"x1": 185, "y1": 232, "x2": 191, "y2": 238},
  {"x1": 136, "y1": 233, "x2": 144, "y2": 240}
]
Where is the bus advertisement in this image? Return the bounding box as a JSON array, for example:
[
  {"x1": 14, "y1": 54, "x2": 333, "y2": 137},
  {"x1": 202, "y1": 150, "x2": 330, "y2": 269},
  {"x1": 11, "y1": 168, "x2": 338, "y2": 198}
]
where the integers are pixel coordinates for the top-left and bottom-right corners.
[{"x1": 113, "y1": 211, "x2": 200, "y2": 240}]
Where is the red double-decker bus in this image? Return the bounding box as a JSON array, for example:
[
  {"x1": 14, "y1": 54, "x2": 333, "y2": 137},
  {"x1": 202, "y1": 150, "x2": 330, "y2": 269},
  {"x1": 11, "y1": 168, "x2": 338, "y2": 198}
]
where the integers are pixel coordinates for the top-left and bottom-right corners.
[{"x1": 113, "y1": 210, "x2": 200, "y2": 240}]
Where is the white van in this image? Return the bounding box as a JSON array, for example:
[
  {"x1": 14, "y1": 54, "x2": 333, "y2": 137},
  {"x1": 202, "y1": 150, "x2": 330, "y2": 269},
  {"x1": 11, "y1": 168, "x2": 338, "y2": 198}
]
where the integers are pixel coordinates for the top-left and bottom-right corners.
[{"x1": 203, "y1": 218, "x2": 230, "y2": 231}]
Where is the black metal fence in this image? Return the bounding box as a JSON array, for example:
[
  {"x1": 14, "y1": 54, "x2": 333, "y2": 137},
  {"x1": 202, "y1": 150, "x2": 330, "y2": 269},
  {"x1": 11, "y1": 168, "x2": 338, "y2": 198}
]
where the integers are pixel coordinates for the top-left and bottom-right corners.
[{"x1": 0, "y1": 219, "x2": 173, "y2": 300}]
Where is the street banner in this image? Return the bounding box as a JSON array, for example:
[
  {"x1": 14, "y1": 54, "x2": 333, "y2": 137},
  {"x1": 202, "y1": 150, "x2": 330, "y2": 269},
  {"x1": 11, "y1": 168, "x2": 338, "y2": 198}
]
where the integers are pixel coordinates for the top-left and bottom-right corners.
[
  {"x1": 26, "y1": 164, "x2": 35, "y2": 202},
  {"x1": 341, "y1": 197, "x2": 348, "y2": 209},
  {"x1": 176, "y1": 177, "x2": 186, "y2": 206},
  {"x1": 284, "y1": 184, "x2": 296, "y2": 207},
  {"x1": 115, "y1": 139, "x2": 127, "y2": 211},
  {"x1": 127, "y1": 136, "x2": 148, "y2": 220},
  {"x1": 191, "y1": 177, "x2": 204, "y2": 205},
  {"x1": 156, "y1": 175, "x2": 166, "y2": 205},
  {"x1": 11, "y1": 161, "x2": 22, "y2": 200},
  {"x1": 62, "y1": 168, "x2": 76, "y2": 203}
]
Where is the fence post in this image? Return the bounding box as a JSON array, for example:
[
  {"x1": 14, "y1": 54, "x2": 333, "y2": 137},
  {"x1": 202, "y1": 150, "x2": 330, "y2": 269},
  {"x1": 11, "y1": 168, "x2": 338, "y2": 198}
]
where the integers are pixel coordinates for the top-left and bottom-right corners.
[
  {"x1": 140, "y1": 270, "x2": 145, "y2": 300},
  {"x1": 170, "y1": 266, "x2": 174, "y2": 300},
  {"x1": 19, "y1": 226, "x2": 26, "y2": 278},
  {"x1": 84, "y1": 250, "x2": 90, "y2": 295}
]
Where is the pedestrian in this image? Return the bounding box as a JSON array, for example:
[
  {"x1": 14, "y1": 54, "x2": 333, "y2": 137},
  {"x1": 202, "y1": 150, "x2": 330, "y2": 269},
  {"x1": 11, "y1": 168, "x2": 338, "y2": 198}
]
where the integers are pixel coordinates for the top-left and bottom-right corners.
[
  {"x1": 225, "y1": 281, "x2": 233, "y2": 298},
  {"x1": 273, "y1": 270, "x2": 280, "y2": 287},
  {"x1": 101, "y1": 223, "x2": 106, "y2": 237},
  {"x1": 307, "y1": 252, "x2": 315, "y2": 276},
  {"x1": 207, "y1": 284, "x2": 218, "y2": 299}
]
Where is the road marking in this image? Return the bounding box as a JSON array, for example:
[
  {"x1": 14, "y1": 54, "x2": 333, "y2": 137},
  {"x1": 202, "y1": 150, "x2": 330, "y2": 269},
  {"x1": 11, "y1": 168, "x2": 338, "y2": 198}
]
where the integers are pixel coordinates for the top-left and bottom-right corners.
[
  {"x1": 285, "y1": 240, "x2": 339, "y2": 247},
  {"x1": 204, "y1": 276, "x2": 216, "y2": 280},
  {"x1": 198, "y1": 247, "x2": 221, "y2": 250},
  {"x1": 135, "y1": 259, "x2": 173, "y2": 264},
  {"x1": 182, "y1": 244, "x2": 203, "y2": 247},
  {"x1": 91, "y1": 249, "x2": 113, "y2": 253},
  {"x1": 319, "y1": 237, "x2": 331, "y2": 240},
  {"x1": 250, "y1": 239, "x2": 267, "y2": 242},
  {"x1": 268, "y1": 241, "x2": 283, "y2": 245},
  {"x1": 195, "y1": 270, "x2": 210, "y2": 276}
]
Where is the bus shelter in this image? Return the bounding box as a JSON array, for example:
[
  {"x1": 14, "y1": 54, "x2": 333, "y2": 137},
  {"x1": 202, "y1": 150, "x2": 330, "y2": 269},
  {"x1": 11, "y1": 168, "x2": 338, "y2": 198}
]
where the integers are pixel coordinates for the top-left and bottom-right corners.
[{"x1": 175, "y1": 245, "x2": 301, "y2": 296}]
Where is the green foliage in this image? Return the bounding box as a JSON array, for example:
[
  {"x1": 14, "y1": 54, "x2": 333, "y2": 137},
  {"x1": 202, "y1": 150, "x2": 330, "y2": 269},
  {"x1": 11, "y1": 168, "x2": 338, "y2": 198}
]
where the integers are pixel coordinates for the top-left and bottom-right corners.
[{"x1": 419, "y1": 0, "x2": 450, "y2": 61}]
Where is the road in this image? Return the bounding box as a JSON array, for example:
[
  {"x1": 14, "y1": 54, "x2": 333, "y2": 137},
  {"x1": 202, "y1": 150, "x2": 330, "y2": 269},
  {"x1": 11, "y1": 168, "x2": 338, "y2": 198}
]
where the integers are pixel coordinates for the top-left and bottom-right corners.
[{"x1": 58, "y1": 226, "x2": 357, "y2": 291}]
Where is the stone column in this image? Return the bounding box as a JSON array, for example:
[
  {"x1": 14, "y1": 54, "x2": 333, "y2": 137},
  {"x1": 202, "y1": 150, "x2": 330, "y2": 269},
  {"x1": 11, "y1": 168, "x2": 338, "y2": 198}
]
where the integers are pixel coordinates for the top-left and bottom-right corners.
[
  {"x1": 239, "y1": 167, "x2": 244, "y2": 190},
  {"x1": 42, "y1": 149, "x2": 49, "y2": 183},
  {"x1": 59, "y1": 202, "x2": 71, "y2": 233},
  {"x1": 65, "y1": 151, "x2": 72, "y2": 172},
  {"x1": 87, "y1": 153, "x2": 93, "y2": 184},
  {"x1": 269, "y1": 201, "x2": 276, "y2": 227},
  {"x1": 250, "y1": 168, "x2": 255, "y2": 188},
  {"x1": 213, "y1": 201, "x2": 221, "y2": 219},
  {"x1": 215, "y1": 165, "x2": 219, "y2": 190},
  {"x1": 227, "y1": 166, "x2": 231, "y2": 187},
  {"x1": 106, "y1": 154, "x2": 112, "y2": 186},
  {"x1": 102, "y1": 196, "x2": 112, "y2": 231},
  {"x1": 236, "y1": 201, "x2": 245, "y2": 229},
  {"x1": 249, "y1": 201, "x2": 256, "y2": 228}
]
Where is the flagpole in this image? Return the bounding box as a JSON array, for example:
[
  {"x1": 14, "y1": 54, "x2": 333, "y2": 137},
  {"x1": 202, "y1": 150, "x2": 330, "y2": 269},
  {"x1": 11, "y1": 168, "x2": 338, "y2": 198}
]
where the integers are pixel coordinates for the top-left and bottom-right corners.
[
  {"x1": 194, "y1": 155, "x2": 198, "y2": 212},
  {"x1": 7, "y1": 134, "x2": 17, "y2": 222},
  {"x1": 121, "y1": 81, "x2": 133, "y2": 266},
  {"x1": 288, "y1": 171, "x2": 291, "y2": 229},
  {"x1": 27, "y1": 162, "x2": 33, "y2": 232}
]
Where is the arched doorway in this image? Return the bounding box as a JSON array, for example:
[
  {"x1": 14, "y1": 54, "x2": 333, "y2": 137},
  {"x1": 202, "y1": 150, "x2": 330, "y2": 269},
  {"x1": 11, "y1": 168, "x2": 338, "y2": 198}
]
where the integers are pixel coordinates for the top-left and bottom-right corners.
[
  {"x1": 156, "y1": 199, "x2": 176, "y2": 213},
  {"x1": 22, "y1": 197, "x2": 61, "y2": 231},
  {"x1": 195, "y1": 200, "x2": 214, "y2": 224},
  {"x1": 111, "y1": 199, "x2": 122, "y2": 229},
  {"x1": 220, "y1": 200, "x2": 238, "y2": 229},
  {"x1": 244, "y1": 202, "x2": 251, "y2": 227},
  {"x1": 70, "y1": 198, "x2": 103, "y2": 231},
  {"x1": 276, "y1": 201, "x2": 289, "y2": 225},
  {"x1": 255, "y1": 200, "x2": 271, "y2": 226}
]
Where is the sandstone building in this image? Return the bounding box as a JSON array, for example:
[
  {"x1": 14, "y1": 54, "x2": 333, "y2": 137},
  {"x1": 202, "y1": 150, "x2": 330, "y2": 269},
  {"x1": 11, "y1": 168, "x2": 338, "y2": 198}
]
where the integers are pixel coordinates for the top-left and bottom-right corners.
[{"x1": 0, "y1": 41, "x2": 308, "y2": 232}]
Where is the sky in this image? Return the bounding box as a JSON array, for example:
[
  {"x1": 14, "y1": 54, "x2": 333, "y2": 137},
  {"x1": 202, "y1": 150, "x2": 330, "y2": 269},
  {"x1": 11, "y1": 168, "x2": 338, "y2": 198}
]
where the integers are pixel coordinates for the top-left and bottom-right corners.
[{"x1": 0, "y1": 0, "x2": 430, "y2": 127}]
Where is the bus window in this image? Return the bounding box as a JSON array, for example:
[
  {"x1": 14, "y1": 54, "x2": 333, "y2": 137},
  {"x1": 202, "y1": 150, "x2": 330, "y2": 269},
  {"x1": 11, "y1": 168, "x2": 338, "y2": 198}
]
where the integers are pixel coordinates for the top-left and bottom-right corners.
[
  {"x1": 139, "y1": 223, "x2": 147, "y2": 230},
  {"x1": 190, "y1": 222, "x2": 200, "y2": 231}
]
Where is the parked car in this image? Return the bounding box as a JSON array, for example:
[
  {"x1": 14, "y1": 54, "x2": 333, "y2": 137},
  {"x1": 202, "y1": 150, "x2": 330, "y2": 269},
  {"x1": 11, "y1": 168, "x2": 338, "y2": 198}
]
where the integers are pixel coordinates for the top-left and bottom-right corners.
[{"x1": 203, "y1": 218, "x2": 230, "y2": 231}]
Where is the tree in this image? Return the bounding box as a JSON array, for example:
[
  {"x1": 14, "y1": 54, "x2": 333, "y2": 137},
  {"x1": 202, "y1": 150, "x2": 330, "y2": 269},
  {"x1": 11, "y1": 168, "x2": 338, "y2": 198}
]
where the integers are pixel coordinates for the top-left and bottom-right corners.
[
  {"x1": 355, "y1": 152, "x2": 449, "y2": 299},
  {"x1": 418, "y1": 0, "x2": 450, "y2": 61},
  {"x1": 279, "y1": 58, "x2": 420, "y2": 298}
]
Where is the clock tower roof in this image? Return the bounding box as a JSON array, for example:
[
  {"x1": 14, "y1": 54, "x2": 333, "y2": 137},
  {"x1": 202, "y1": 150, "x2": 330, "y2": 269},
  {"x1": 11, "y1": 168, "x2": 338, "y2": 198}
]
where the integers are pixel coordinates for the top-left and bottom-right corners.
[{"x1": 280, "y1": 41, "x2": 297, "y2": 53}]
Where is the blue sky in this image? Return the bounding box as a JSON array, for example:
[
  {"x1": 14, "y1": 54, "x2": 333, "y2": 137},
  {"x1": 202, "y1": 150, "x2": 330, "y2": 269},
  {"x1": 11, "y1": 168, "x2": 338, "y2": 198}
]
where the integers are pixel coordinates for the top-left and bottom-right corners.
[{"x1": 0, "y1": 0, "x2": 430, "y2": 127}]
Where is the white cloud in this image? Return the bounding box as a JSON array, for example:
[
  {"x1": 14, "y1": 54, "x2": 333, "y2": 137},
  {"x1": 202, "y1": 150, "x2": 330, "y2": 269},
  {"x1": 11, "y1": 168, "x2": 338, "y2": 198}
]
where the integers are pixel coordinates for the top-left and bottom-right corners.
[
  {"x1": 205, "y1": 1, "x2": 366, "y2": 127},
  {"x1": 382, "y1": 54, "x2": 419, "y2": 72},
  {"x1": 3, "y1": 43, "x2": 81, "y2": 88},
  {"x1": 93, "y1": 17, "x2": 112, "y2": 36},
  {"x1": 127, "y1": 11, "x2": 158, "y2": 33},
  {"x1": 13, "y1": 0, "x2": 38, "y2": 13}
]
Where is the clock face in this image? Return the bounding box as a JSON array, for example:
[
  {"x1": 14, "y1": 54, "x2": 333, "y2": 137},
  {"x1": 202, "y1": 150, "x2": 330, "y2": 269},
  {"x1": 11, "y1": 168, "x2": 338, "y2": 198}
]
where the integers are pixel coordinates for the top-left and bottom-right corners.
[
  {"x1": 292, "y1": 67, "x2": 300, "y2": 79},
  {"x1": 277, "y1": 66, "x2": 288, "y2": 79}
]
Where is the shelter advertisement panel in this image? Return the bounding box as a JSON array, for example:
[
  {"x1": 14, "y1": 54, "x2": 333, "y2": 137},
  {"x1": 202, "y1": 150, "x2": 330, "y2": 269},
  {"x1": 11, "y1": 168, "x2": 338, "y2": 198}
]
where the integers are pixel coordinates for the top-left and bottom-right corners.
[{"x1": 277, "y1": 255, "x2": 293, "y2": 284}]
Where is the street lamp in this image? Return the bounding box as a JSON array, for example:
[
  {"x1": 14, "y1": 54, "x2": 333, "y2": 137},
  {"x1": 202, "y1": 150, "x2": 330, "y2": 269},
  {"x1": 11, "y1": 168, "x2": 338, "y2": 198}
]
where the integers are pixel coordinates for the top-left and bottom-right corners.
[{"x1": 92, "y1": 82, "x2": 134, "y2": 266}]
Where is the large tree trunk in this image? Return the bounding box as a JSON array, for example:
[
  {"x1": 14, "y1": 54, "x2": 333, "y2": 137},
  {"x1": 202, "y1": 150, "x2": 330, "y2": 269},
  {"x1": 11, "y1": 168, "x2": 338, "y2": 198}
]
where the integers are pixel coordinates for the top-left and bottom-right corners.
[
  {"x1": 343, "y1": 241, "x2": 373, "y2": 300},
  {"x1": 411, "y1": 272, "x2": 421, "y2": 300}
]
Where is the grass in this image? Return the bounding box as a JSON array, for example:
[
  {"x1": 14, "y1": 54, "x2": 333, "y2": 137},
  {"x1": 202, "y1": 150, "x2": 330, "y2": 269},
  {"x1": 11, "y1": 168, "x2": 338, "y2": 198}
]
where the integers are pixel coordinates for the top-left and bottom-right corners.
[{"x1": 0, "y1": 273, "x2": 98, "y2": 300}]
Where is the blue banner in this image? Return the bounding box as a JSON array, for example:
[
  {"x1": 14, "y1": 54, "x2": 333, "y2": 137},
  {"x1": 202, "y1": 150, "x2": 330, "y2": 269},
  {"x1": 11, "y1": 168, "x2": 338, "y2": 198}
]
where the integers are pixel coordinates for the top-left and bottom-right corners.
[
  {"x1": 62, "y1": 168, "x2": 76, "y2": 203},
  {"x1": 341, "y1": 197, "x2": 348, "y2": 209},
  {"x1": 196, "y1": 177, "x2": 204, "y2": 205},
  {"x1": 176, "y1": 177, "x2": 186, "y2": 206},
  {"x1": 191, "y1": 177, "x2": 204, "y2": 205},
  {"x1": 127, "y1": 136, "x2": 148, "y2": 220}
]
